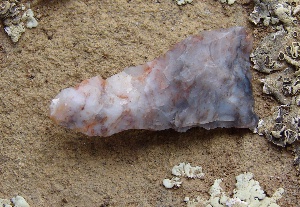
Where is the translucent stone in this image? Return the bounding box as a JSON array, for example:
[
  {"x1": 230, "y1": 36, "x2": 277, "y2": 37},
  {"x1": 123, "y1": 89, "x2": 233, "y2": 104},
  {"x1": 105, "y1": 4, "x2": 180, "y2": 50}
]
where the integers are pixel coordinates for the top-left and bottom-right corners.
[{"x1": 50, "y1": 27, "x2": 258, "y2": 137}]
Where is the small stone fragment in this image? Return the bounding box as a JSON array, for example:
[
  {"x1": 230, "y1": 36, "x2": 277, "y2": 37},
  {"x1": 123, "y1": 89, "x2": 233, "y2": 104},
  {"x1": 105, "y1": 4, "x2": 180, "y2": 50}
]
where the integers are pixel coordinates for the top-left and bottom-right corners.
[
  {"x1": 11, "y1": 196, "x2": 30, "y2": 207},
  {"x1": 50, "y1": 27, "x2": 258, "y2": 137},
  {"x1": 22, "y1": 9, "x2": 38, "y2": 29},
  {"x1": 0, "y1": 196, "x2": 30, "y2": 207}
]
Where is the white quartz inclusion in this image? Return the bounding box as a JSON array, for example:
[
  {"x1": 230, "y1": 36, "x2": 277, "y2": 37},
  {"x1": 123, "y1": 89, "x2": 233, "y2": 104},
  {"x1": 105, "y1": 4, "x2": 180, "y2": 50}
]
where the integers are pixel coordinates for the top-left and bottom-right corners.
[{"x1": 50, "y1": 27, "x2": 258, "y2": 137}]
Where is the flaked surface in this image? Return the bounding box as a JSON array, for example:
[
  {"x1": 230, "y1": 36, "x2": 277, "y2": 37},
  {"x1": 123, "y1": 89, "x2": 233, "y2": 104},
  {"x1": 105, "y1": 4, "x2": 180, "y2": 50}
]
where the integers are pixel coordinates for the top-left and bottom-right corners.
[{"x1": 50, "y1": 27, "x2": 258, "y2": 137}]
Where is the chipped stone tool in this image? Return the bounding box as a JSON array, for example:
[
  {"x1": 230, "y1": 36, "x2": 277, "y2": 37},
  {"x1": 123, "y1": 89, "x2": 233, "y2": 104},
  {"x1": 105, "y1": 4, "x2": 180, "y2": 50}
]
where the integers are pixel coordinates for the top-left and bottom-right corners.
[{"x1": 50, "y1": 27, "x2": 258, "y2": 137}]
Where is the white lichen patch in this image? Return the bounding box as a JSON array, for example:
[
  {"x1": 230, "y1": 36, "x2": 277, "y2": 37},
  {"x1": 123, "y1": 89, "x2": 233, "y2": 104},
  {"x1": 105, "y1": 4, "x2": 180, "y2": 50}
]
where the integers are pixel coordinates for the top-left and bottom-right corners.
[
  {"x1": 171, "y1": 162, "x2": 205, "y2": 179},
  {"x1": 163, "y1": 163, "x2": 204, "y2": 189},
  {"x1": 163, "y1": 177, "x2": 182, "y2": 189},
  {"x1": 209, "y1": 178, "x2": 223, "y2": 198},
  {"x1": 219, "y1": 0, "x2": 236, "y2": 5},
  {"x1": 175, "y1": 0, "x2": 193, "y2": 6},
  {"x1": 185, "y1": 172, "x2": 284, "y2": 207},
  {"x1": 234, "y1": 172, "x2": 266, "y2": 203}
]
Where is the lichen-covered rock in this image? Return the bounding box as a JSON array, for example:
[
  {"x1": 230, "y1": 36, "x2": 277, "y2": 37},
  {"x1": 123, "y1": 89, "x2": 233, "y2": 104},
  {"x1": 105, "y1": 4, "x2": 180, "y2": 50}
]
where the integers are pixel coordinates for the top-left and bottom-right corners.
[
  {"x1": 251, "y1": 30, "x2": 288, "y2": 74},
  {"x1": 250, "y1": 0, "x2": 296, "y2": 29},
  {"x1": 50, "y1": 27, "x2": 258, "y2": 137},
  {"x1": 256, "y1": 103, "x2": 299, "y2": 147},
  {"x1": 254, "y1": 34, "x2": 300, "y2": 148},
  {"x1": 0, "y1": 1, "x2": 38, "y2": 42},
  {"x1": 255, "y1": 67, "x2": 299, "y2": 146},
  {"x1": 4, "y1": 23, "x2": 25, "y2": 43},
  {"x1": 250, "y1": 0, "x2": 300, "y2": 171}
]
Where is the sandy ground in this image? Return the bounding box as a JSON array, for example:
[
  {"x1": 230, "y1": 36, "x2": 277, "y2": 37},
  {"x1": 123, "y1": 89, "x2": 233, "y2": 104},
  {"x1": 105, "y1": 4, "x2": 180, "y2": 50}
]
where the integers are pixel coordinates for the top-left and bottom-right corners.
[{"x1": 0, "y1": 0, "x2": 299, "y2": 206}]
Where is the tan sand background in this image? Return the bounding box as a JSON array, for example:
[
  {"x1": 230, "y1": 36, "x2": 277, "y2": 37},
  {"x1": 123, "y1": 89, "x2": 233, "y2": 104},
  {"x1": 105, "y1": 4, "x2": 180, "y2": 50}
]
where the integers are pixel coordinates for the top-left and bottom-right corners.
[{"x1": 0, "y1": 0, "x2": 299, "y2": 206}]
